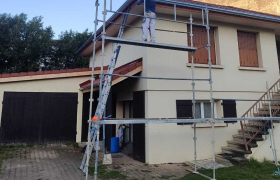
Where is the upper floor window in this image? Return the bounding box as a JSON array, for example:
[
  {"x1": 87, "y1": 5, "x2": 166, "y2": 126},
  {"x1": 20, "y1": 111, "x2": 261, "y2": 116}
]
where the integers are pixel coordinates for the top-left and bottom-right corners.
[
  {"x1": 237, "y1": 31, "x2": 259, "y2": 67},
  {"x1": 188, "y1": 26, "x2": 216, "y2": 65}
]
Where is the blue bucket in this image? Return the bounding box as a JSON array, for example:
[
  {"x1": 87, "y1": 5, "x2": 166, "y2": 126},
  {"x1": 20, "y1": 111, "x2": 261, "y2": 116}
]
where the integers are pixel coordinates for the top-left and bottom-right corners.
[{"x1": 110, "y1": 137, "x2": 119, "y2": 153}]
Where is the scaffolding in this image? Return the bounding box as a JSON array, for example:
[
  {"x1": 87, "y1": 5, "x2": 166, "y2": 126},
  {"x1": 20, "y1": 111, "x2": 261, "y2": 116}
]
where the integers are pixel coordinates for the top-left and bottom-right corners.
[{"x1": 81, "y1": 0, "x2": 280, "y2": 180}]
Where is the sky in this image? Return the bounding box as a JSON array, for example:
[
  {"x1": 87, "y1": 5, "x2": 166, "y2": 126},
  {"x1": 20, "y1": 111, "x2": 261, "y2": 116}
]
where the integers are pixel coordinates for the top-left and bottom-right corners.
[{"x1": 0, "y1": 0, "x2": 127, "y2": 39}]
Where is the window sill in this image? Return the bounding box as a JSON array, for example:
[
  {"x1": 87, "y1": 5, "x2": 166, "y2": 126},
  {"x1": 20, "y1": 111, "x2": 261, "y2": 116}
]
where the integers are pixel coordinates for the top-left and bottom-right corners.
[
  {"x1": 186, "y1": 63, "x2": 224, "y2": 69},
  {"x1": 192, "y1": 122, "x2": 227, "y2": 128},
  {"x1": 238, "y1": 66, "x2": 266, "y2": 71}
]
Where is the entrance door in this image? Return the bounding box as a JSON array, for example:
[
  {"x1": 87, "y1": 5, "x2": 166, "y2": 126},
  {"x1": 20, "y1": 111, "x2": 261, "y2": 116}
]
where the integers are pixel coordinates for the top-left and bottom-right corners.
[
  {"x1": 82, "y1": 91, "x2": 116, "y2": 152},
  {"x1": 0, "y1": 92, "x2": 78, "y2": 143},
  {"x1": 133, "y1": 91, "x2": 146, "y2": 163}
]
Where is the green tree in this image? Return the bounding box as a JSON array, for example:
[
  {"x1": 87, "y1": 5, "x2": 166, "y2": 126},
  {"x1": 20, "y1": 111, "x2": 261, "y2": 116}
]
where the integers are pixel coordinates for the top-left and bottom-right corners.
[
  {"x1": 0, "y1": 13, "x2": 54, "y2": 73},
  {"x1": 49, "y1": 29, "x2": 92, "y2": 70}
]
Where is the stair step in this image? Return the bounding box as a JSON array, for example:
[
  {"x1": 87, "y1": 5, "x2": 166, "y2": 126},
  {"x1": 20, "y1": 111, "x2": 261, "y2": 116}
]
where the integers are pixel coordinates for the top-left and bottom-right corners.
[
  {"x1": 233, "y1": 134, "x2": 263, "y2": 141},
  {"x1": 222, "y1": 150, "x2": 246, "y2": 158},
  {"x1": 222, "y1": 147, "x2": 252, "y2": 154},
  {"x1": 272, "y1": 94, "x2": 280, "y2": 99},
  {"x1": 253, "y1": 112, "x2": 270, "y2": 116},
  {"x1": 227, "y1": 140, "x2": 258, "y2": 148},
  {"x1": 248, "y1": 121, "x2": 265, "y2": 126},
  {"x1": 238, "y1": 129, "x2": 266, "y2": 135},
  {"x1": 217, "y1": 153, "x2": 249, "y2": 163},
  {"x1": 259, "y1": 106, "x2": 280, "y2": 110}
]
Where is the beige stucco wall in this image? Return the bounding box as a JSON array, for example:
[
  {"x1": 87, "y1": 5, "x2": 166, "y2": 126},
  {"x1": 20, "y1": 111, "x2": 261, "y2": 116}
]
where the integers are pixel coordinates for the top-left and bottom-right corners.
[
  {"x1": 90, "y1": 19, "x2": 148, "y2": 91},
  {"x1": 88, "y1": 13, "x2": 280, "y2": 163},
  {"x1": 146, "y1": 15, "x2": 279, "y2": 91},
  {"x1": 0, "y1": 76, "x2": 90, "y2": 143},
  {"x1": 145, "y1": 90, "x2": 267, "y2": 164},
  {"x1": 248, "y1": 123, "x2": 280, "y2": 162},
  {"x1": 143, "y1": 14, "x2": 280, "y2": 163}
]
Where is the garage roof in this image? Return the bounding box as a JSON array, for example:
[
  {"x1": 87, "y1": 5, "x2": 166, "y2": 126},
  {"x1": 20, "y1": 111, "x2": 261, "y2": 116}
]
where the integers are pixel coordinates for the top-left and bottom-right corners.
[
  {"x1": 0, "y1": 67, "x2": 108, "y2": 83},
  {"x1": 80, "y1": 58, "x2": 143, "y2": 92}
]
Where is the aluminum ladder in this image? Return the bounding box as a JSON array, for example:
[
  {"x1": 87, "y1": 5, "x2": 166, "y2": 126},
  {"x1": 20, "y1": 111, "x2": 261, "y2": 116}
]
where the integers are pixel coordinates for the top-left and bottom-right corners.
[{"x1": 79, "y1": 6, "x2": 130, "y2": 176}]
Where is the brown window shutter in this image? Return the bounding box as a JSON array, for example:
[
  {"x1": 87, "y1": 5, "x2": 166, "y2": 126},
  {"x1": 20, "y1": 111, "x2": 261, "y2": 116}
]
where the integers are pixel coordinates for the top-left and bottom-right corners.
[
  {"x1": 237, "y1": 31, "x2": 259, "y2": 67},
  {"x1": 188, "y1": 26, "x2": 216, "y2": 65},
  {"x1": 277, "y1": 42, "x2": 280, "y2": 69}
]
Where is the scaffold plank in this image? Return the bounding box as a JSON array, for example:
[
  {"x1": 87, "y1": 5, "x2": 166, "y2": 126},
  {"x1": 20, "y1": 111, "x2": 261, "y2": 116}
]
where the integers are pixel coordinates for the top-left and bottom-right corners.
[{"x1": 100, "y1": 37, "x2": 198, "y2": 52}]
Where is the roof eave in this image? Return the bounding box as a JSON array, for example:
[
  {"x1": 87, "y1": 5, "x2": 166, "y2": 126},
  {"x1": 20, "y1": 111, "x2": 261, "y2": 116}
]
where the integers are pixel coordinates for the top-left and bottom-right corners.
[{"x1": 77, "y1": 0, "x2": 280, "y2": 55}]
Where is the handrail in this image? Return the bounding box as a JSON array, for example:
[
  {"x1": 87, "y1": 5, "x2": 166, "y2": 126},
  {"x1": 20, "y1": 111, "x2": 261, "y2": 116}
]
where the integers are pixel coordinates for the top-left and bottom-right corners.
[
  {"x1": 241, "y1": 79, "x2": 280, "y2": 151},
  {"x1": 241, "y1": 79, "x2": 280, "y2": 117}
]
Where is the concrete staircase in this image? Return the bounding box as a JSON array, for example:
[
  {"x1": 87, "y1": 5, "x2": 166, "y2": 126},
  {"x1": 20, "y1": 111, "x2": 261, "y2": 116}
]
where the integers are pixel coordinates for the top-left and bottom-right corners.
[
  {"x1": 219, "y1": 81, "x2": 280, "y2": 163},
  {"x1": 218, "y1": 121, "x2": 268, "y2": 162}
]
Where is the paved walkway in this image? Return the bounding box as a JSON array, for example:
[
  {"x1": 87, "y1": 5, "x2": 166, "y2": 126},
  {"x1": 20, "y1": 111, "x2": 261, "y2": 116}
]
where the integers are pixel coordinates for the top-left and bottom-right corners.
[{"x1": 1, "y1": 144, "x2": 191, "y2": 180}]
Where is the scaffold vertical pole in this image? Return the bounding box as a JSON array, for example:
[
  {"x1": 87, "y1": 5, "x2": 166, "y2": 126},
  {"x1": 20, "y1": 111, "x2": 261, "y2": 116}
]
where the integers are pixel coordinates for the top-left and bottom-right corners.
[
  {"x1": 267, "y1": 82, "x2": 279, "y2": 170},
  {"x1": 205, "y1": 8, "x2": 216, "y2": 180},
  {"x1": 93, "y1": 0, "x2": 107, "y2": 179},
  {"x1": 189, "y1": 13, "x2": 198, "y2": 173},
  {"x1": 174, "y1": 4, "x2": 177, "y2": 21},
  {"x1": 144, "y1": 0, "x2": 146, "y2": 16},
  {"x1": 84, "y1": 1, "x2": 99, "y2": 180}
]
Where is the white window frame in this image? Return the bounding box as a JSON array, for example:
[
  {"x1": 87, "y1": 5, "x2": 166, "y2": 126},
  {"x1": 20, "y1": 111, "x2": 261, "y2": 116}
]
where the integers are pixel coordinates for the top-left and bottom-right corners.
[{"x1": 198, "y1": 101, "x2": 217, "y2": 118}]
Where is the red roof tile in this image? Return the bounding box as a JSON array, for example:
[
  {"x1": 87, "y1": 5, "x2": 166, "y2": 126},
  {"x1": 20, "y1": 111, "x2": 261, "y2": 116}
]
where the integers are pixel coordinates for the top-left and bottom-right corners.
[
  {"x1": 2, "y1": 74, "x2": 10, "y2": 78},
  {"x1": 80, "y1": 58, "x2": 143, "y2": 89},
  {"x1": 35, "y1": 71, "x2": 44, "y2": 75},
  {"x1": 0, "y1": 66, "x2": 105, "y2": 79},
  {"x1": 28, "y1": 72, "x2": 36, "y2": 76},
  {"x1": 19, "y1": 72, "x2": 28, "y2": 77},
  {"x1": 10, "y1": 73, "x2": 19, "y2": 77}
]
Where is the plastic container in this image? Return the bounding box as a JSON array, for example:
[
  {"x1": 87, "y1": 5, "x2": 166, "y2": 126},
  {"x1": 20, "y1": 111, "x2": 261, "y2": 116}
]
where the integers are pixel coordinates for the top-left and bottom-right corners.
[{"x1": 110, "y1": 137, "x2": 119, "y2": 153}]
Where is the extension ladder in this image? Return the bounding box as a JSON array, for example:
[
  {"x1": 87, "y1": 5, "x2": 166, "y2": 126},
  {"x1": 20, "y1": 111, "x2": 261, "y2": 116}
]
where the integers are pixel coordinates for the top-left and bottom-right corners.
[{"x1": 79, "y1": 6, "x2": 130, "y2": 176}]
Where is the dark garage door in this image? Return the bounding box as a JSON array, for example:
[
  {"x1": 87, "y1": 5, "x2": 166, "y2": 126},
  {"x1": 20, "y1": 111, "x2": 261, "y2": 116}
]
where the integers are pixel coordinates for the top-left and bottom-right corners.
[{"x1": 0, "y1": 92, "x2": 78, "y2": 143}]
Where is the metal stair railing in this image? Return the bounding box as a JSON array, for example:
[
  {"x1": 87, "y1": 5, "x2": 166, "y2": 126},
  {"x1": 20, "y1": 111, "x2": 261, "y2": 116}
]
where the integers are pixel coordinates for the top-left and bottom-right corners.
[{"x1": 241, "y1": 79, "x2": 280, "y2": 151}]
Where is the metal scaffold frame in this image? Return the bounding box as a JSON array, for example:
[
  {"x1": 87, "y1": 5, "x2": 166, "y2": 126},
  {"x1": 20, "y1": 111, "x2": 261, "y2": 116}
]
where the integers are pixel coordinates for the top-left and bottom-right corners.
[{"x1": 81, "y1": 0, "x2": 280, "y2": 180}]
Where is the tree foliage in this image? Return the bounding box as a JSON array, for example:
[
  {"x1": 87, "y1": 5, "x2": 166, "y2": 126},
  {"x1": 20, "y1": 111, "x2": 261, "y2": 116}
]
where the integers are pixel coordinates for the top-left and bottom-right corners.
[
  {"x1": 0, "y1": 13, "x2": 92, "y2": 74},
  {"x1": 50, "y1": 29, "x2": 92, "y2": 70}
]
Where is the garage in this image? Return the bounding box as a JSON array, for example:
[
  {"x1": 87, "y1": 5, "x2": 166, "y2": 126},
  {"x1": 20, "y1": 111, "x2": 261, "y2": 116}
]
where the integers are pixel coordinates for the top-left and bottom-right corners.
[{"x1": 0, "y1": 92, "x2": 78, "y2": 143}]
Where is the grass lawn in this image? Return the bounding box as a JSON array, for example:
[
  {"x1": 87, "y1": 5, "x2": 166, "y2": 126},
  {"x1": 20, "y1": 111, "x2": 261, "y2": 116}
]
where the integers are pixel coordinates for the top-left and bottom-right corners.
[
  {"x1": 88, "y1": 165, "x2": 127, "y2": 180},
  {"x1": 179, "y1": 159, "x2": 280, "y2": 180}
]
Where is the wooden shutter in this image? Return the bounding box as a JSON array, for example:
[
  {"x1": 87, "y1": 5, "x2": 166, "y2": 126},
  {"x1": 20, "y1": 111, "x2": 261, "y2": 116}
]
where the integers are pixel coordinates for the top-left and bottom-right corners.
[
  {"x1": 188, "y1": 26, "x2": 216, "y2": 65},
  {"x1": 277, "y1": 42, "x2": 280, "y2": 69},
  {"x1": 176, "y1": 100, "x2": 193, "y2": 125},
  {"x1": 238, "y1": 31, "x2": 259, "y2": 67},
  {"x1": 222, "y1": 100, "x2": 237, "y2": 123}
]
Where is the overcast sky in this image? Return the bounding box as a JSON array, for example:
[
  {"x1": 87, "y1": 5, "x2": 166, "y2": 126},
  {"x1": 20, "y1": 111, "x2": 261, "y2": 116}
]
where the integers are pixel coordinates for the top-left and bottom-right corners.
[{"x1": 0, "y1": 0, "x2": 127, "y2": 38}]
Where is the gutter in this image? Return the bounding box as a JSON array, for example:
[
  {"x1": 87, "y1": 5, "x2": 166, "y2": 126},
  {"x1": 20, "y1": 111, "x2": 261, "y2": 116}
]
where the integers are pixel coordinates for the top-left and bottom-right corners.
[{"x1": 77, "y1": 0, "x2": 280, "y2": 55}]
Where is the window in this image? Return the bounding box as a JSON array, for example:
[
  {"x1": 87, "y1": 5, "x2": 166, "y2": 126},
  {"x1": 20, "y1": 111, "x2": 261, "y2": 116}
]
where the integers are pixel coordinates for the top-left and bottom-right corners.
[
  {"x1": 176, "y1": 100, "x2": 216, "y2": 125},
  {"x1": 237, "y1": 31, "x2": 259, "y2": 67},
  {"x1": 195, "y1": 102, "x2": 216, "y2": 118},
  {"x1": 188, "y1": 26, "x2": 216, "y2": 65}
]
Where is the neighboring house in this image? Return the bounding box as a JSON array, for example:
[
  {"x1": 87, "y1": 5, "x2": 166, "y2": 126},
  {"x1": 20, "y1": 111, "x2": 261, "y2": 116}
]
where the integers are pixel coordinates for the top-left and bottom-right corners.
[
  {"x1": 77, "y1": 0, "x2": 280, "y2": 164},
  {"x1": 0, "y1": 0, "x2": 279, "y2": 165}
]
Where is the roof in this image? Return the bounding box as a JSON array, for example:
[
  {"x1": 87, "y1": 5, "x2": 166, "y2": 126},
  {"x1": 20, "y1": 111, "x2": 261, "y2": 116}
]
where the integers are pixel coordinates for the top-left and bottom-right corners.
[
  {"x1": 80, "y1": 58, "x2": 143, "y2": 91},
  {"x1": 0, "y1": 67, "x2": 108, "y2": 83},
  {"x1": 77, "y1": 0, "x2": 280, "y2": 55}
]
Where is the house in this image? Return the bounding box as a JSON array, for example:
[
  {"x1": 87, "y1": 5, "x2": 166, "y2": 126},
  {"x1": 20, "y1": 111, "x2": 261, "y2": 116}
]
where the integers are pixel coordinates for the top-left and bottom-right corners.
[
  {"x1": 0, "y1": 0, "x2": 279, "y2": 164},
  {"x1": 77, "y1": 0, "x2": 280, "y2": 164}
]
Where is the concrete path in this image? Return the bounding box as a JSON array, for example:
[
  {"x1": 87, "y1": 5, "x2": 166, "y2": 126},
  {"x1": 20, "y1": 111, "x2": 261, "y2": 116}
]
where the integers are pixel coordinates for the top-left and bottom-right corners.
[{"x1": 1, "y1": 144, "x2": 190, "y2": 180}]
